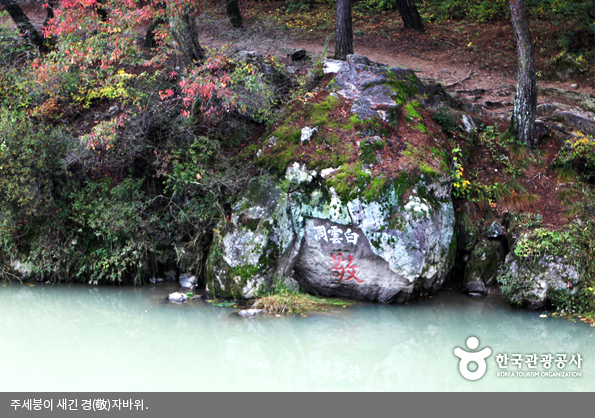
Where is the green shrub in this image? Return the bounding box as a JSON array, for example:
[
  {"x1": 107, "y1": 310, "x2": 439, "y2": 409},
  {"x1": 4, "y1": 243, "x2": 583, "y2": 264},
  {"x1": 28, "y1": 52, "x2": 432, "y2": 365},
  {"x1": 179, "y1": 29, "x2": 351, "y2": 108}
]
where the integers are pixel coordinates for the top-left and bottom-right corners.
[{"x1": 0, "y1": 110, "x2": 68, "y2": 239}]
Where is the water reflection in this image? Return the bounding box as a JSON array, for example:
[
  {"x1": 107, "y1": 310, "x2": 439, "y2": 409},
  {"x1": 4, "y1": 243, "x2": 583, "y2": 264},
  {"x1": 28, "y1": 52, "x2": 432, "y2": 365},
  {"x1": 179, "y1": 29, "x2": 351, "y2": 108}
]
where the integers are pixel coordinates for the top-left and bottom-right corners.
[{"x1": 0, "y1": 284, "x2": 592, "y2": 391}]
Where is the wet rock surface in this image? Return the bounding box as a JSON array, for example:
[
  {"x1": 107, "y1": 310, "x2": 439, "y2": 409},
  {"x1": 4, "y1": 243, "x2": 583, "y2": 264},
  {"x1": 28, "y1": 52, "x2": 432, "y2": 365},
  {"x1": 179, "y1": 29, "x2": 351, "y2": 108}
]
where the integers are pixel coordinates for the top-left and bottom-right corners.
[
  {"x1": 206, "y1": 164, "x2": 456, "y2": 303},
  {"x1": 168, "y1": 292, "x2": 189, "y2": 303},
  {"x1": 237, "y1": 309, "x2": 265, "y2": 318}
]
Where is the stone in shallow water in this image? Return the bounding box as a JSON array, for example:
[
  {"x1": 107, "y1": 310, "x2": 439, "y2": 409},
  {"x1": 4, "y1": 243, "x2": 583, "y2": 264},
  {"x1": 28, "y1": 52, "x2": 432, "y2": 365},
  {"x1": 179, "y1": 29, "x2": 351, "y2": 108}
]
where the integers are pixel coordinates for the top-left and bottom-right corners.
[
  {"x1": 237, "y1": 309, "x2": 264, "y2": 318},
  {"x1": 289, "y1": 49, "x2": 307, "y2": 61},
  {"x1": 179, "y1": 273, "x2": 196, "y2": 288},
  {"x1": 466, "y1": 280, "x2": 487, "y2": 295},
  {"x1": 168, "y1": 292, "x2": 188, "y2": 303}
]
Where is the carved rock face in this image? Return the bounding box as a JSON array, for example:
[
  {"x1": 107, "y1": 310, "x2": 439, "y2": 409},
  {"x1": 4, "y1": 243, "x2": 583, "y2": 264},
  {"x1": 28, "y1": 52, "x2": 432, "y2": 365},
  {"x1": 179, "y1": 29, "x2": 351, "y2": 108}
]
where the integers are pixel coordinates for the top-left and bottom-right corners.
[
  {"x1": 206, "y1": 164, "x2": 456, "y2": 303},
  {"x1": 294, "y1": 219, "x2": 413, "y2": 303}
]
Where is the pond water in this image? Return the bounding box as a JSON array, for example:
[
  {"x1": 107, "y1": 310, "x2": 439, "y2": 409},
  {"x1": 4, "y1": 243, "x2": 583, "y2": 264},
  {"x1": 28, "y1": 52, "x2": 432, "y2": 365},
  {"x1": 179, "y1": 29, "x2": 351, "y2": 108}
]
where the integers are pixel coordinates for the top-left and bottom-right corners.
[{"x1": 0, "y1": 283, "x2": 592, "y2": 391}]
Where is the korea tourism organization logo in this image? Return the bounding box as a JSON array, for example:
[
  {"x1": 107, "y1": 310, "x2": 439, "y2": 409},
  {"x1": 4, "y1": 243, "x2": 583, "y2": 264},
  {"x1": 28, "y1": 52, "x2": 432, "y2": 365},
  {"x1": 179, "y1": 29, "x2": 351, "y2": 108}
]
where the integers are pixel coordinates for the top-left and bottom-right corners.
[
  {"x1": 453, "y1": 336, "x2": 583, "y2": 381},
  {"x1": 454, "y1": 336, "x2": 492, "y2": 381}
]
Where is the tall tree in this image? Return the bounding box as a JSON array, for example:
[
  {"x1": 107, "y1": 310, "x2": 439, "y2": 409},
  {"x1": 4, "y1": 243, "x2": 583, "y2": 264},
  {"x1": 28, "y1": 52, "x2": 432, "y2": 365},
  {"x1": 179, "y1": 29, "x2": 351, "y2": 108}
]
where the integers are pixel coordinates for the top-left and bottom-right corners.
[
  {"x1": 509, "y1": 0, "x2": 537, "y2": 147},
  {"x1": 334, "y1": 0, "x2": 353, "y2": 60},
  {"x1": 226, "y1": 0, "x2": 242, "y2": 29},
  {"x1": 144, "y1": 1, "x2": 167, "y2": 47},
  {"x1": 42, "y1": 0, "x2": 56, "y2": 29},
  {"x1": 171, "y1": 7, "x2": 206, "y2": 64},
  {"x1": 395, "y1": 0, "x2": 424, "y2": 31},
  {"x1": 0, "y1": 0, "x2": 43, "y2": 47}
]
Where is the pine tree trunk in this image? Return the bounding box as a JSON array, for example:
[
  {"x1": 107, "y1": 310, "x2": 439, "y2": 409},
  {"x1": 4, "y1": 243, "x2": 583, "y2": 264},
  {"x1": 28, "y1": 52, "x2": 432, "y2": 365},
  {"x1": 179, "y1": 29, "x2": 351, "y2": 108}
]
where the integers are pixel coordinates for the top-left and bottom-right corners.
[
  {"x1": 42, "y1": 0, "x2": 55, "y2": 29},
  {"x1": 0, "y1": 0, "x2": 43, "y2": 47},
  {"x1": 171, "y1": 10, "x2": 205, "y2": 65},
  {"x1": 509, "y1": 0, "x2": 537, "y2": 148},
  {"x1": 395, "y1": 0, "x2": 424, "y2": 31},
  {"x1": 144, "y1": 2, "x2": 166, "y2": 48},
  {"x1": 334, "y1": 0, "x2": 353, "y2": 60},
  {"x1": 95, "y1": 0, "x2": 108, "y2": 22},
  {"x1": 144, "y1": 18, "x2": 166, "y2": 47},
  {"x1": 226, "y1": 0, "x2": 243, "y2": 29}
]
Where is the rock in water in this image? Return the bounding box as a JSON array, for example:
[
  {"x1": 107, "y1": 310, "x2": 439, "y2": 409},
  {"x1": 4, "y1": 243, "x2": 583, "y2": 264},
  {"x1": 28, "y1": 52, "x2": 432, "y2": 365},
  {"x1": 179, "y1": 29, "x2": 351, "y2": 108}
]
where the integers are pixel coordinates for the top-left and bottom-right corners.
[
  {"x1": 463, "y1": 240, "x2": 506, "y2": 295},
  {"x1": 206, "y1": 167, "x2": 456, "y2": 303},
  {"x1": 179, "y1": 273, "x2": 197, "y2": 288},
  {"x1": 205, "y1": 55, "x2": 456, "y2": 303},
  {"x1": 500, "y1": 246, "x2": 580, "y2": 310},
  {"x1": 238, "y1": 309, "x2": 264, "y2": 318},
  {"x1": 168, "y1": 292, "x2": 188, "y2": 303}
]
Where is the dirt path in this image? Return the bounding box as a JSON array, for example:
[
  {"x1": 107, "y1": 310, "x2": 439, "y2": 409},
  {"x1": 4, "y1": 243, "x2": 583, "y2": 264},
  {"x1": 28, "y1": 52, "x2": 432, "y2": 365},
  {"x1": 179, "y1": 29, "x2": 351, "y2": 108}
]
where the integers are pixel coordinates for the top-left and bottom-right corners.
[
  {"x1": 196, "y1": 7, "x2": 595, "y2": 122},
  {"x1": 200, "y1": 29, "x2": 595, "y2": 122},
  {"x1": 4, "y1": 3, "x2": 595, "y2": 121}
]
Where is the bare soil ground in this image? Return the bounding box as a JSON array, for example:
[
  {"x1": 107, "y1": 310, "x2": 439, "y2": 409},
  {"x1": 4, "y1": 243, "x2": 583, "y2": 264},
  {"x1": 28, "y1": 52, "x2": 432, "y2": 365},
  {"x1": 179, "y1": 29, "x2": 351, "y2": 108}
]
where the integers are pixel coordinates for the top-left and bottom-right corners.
[{"x1": 206, "y1": 2, "x2": 595, "y2": 117}]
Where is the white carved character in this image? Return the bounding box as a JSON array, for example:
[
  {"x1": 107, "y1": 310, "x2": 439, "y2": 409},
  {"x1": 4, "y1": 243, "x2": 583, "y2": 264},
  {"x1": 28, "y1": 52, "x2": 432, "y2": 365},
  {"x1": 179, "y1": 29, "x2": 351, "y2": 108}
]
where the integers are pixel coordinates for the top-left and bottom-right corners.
[
  {"x1": 327, "y1": 226, "x2": 344, "y2": 244},
  {"x1": 313, "y1": 225, "x2": 328, "y2": 242},
  {"x1": 344, "y1": 228, "x2": 359, "y2": 245}
]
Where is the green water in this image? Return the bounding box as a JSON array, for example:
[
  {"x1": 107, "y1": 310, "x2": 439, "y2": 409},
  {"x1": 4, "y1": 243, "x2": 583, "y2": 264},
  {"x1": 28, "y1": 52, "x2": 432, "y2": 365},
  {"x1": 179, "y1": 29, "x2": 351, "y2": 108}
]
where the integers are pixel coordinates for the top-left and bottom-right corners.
[{"x1": 0, "y1": 283, "x2": 593, "y2": 391}]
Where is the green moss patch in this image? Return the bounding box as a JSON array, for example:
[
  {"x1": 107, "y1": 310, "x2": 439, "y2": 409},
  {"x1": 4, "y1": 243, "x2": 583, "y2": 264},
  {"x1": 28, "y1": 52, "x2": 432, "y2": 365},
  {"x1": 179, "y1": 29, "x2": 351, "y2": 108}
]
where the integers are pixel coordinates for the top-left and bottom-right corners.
[
  {"x1": 256, "y1": 91, "x2": 359, "y2": 173},
  {"x1": 360, "y1": 137, "x2": 385, "y2": 165}
]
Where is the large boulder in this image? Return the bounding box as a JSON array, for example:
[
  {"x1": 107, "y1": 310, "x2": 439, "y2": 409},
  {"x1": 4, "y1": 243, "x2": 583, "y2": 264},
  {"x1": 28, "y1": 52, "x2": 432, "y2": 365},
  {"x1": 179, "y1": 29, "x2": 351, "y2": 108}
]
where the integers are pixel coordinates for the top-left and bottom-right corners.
[
  {"x1": 206, "y1": 164, "x2": 456, "y2": 303},
  {"x1": 206, "y1": 55, "x2": 457, "y2": 303},
  {"x1": 206, "y1": 176, "x2": 295, "y2": 299},
  {"x1": 496, "y1": 225, "x2": 587, "y2": 310},
  {"x1": 499, "y1": 252, "x2": 580, "y2": 310}
]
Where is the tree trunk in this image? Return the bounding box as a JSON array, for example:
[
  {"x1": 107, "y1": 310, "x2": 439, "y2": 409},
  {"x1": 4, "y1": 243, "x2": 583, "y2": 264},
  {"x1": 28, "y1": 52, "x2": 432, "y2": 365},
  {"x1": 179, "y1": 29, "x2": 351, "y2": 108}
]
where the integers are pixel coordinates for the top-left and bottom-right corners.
[
  {"x1": 226, "y1": 0, "x2": 243, "y2": 29},
  {"x1": 42, "y1": 0, "x2": 56, "y2": 29},
  {"x1": 395, "y1": 0, "x2": 424, "y2": 31},
  {"x1": 95, "y1": 0, "x2": 108, "y2": 22},
  {"x1": 144, "y1": 18, "x2": 166, "y2": 47},
  {"x1": 171, "y1": 10, "x2": 205, "y2": 65},
  {"x1": 334, "y1": 0, "x2": 353, "y2": 60},
  {"x1": 509, "y1": 0, "x2": 537, "y2": 148},
  {"x1": 144, "y1": 2, "x2": 166, "y2": 48},
  {"x1": 0, "y1": 0, "x2": 43, "y2": 47}
]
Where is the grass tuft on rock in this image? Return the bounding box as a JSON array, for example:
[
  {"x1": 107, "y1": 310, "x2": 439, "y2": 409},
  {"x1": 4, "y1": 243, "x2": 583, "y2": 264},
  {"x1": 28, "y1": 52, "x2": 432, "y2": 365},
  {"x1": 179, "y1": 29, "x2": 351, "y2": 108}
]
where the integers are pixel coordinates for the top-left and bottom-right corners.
[{"x1": 252, "y1": 280, "x2": 354, "y2": 315}]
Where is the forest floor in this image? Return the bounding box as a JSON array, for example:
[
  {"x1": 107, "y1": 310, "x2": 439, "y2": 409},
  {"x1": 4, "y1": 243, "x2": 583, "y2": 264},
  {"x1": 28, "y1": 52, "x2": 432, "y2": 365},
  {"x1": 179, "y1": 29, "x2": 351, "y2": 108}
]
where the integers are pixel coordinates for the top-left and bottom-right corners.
[
  {"x1": 195, "y1": 1, "x2": 595, "y2": 120},
  {"x1": 193, "y1": 2, "x2": 595, "y2": 229}
]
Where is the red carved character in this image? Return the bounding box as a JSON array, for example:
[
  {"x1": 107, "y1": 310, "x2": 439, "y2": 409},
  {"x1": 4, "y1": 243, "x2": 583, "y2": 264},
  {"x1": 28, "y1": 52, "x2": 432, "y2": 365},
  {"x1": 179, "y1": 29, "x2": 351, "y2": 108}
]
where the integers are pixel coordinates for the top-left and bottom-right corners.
[{"x1": 330, "y1": 253, "x2": 365, "y2": 284}]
